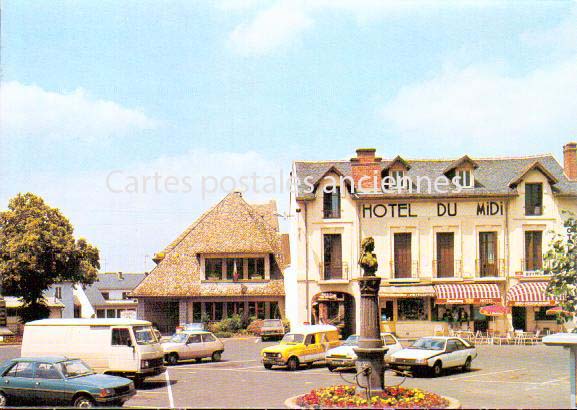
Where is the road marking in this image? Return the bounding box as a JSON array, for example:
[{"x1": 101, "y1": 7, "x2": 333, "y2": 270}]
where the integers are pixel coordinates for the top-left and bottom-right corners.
[
  {"x1": 446, "y1": 368, "x2": 524, "y2": 381},
  {"x1": 168, "y1": 359, "x2": 257, "y2": 370},
  {"x1": 165, "y1": 369, "x2": 175, "y2": 408}
]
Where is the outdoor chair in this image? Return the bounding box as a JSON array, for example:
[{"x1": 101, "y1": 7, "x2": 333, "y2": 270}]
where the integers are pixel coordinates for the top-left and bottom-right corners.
[{"x1": 529, "y1": 330, "x2": 541, "y2": 344}]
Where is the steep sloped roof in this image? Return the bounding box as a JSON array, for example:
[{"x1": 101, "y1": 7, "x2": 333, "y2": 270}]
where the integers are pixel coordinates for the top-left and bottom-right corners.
[{"x1": 132, "y1": 192, "x2": 286, "y2": 297}]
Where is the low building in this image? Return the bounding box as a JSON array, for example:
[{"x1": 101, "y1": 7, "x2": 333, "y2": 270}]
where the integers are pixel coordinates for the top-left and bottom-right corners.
[
  {"x1": 5, "y1": 296, "x2": 64, "y2": 334},
  {"x1": 82, "y1": 272, "x2": 146, "y2": 319},
  {"x1": 288, "y1": 142, "x2": 577, "y2": 338},
  {"x1": 132, "y1": 192, "x2": 290, "y2": 333}
]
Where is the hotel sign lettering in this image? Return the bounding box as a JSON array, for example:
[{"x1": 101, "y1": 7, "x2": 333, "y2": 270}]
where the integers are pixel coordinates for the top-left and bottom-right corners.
[{"x1": 362, "y1": 201, "x2": 504, "y2": 218}]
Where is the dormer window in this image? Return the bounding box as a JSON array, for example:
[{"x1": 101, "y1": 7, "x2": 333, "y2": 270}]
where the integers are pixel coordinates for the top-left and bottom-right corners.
[
  {"x1": 455, "y1": 169, "x2": 474, "y2": 188},
  {"x1": 391, "y1": 170, "x2": 407, "y2": 188}
]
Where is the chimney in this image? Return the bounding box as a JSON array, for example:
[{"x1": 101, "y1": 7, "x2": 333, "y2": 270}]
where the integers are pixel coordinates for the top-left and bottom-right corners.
[
  {"x1": 117, "y1": 271, "x2": 124, "y2": 280},
  {"x1": 351, "y1": 148, "x2": 382, "y2": 193},
  {"x1": 564, "y1": 142, "x2": 577, "y2": 181}
]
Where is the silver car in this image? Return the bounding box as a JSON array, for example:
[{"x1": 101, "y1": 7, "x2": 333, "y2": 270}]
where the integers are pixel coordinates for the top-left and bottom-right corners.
[
  {"x1": 325, "y1": 333, "x2": 403, "y2": 372},
  {"x1": 162, "y1": 331, "x2": 224, "y2": 365}
]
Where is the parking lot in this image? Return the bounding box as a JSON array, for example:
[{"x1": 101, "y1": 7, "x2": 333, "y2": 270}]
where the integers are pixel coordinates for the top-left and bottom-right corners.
[{"x1": 0, "y1": 338, "x2": 570, "y2": 408}]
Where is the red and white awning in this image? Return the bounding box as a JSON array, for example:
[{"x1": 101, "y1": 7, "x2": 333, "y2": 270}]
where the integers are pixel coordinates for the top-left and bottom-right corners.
[
  {"x1": 434, "y1": 283, "x2": 502, "y2": 305},
  {"x1": 506, "y1": 281, "x2": 557, "y2": 306}
]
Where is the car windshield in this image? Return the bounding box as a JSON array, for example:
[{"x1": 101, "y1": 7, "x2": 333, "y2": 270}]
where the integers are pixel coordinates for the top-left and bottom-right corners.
[
  {"x1": 170, "y1": 333, "x2": 189, "y2": 343},
  {"x1": 58, "y1": 360, "x2": 94, "y2": 378},
  {"x1": 410, "y1": 338, "x2": 446, "y2": 350},
  {"x1": 343, "y1": 335, "x2": 359, "y2": 346},
  {"x1": 281, "y1": 333, "x2": 304, "y2": 344},
  {"x1": 263, "y1": 320, "x2": 282, "y2": 327},
  {"x1": 134, "y1": 326, "x2": 156, "y2": 345}
]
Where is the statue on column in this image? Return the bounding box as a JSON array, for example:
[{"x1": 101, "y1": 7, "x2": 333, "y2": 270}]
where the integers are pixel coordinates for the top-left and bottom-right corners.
[{"x1": 359, "y1": 237, "x2": 378, "y2": 276}]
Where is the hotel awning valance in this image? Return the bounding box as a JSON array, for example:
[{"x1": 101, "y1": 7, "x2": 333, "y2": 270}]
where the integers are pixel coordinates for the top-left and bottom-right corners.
[
  {"x1": 434, "y1": 284, "x2": 502, "y2": 305},
  {"x1": 506, "y1": 281, "x2": 557, "y2": 306},
  {"x1": 379, "y1": 285, "x2": 435, "y2": 298}
]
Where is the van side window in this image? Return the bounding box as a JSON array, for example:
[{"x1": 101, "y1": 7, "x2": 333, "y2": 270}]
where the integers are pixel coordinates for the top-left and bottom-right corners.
[
  {"x1": 112, "y1": 328, "x2": 132, "y2": 346},
  {"x1": 5, "y1": 362, "x2": 35, "y2": 378}
]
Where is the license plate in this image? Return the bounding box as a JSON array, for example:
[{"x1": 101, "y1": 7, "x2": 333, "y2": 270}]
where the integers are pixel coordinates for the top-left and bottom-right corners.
[{"x1": 331, "y1": 360, "x2": 345, "y2": 365}]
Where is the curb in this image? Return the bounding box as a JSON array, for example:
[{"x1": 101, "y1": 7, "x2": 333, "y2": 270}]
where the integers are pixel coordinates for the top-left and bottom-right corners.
[{"x1": 284, "y1": 394, "x2": 461, "y2": 409}]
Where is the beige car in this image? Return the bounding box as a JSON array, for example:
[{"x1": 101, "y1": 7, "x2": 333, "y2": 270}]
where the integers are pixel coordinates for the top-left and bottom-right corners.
[{"x1": 162, "y1": 331, "x2": 224, "y2": 365}]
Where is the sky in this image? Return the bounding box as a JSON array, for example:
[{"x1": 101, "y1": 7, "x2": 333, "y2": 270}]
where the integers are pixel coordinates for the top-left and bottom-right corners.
[{"x1": 1, "y1": 0, "x2": 577, "y2": 272}]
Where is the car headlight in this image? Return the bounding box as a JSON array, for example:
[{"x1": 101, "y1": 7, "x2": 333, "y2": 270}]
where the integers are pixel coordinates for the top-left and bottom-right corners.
[
  {"x1": 415, "y1": 358, "x2": 428, "y2": 364},
  {"x1": 129, "y1": 382, "x2": 135, "y2": 390},
  {"x1": 99, "y1": 388, "x2": 115, "y2": 398},
  {"x1": 384, "y1": 356, "x2": 393, "y2": 363},
  {"x1": 276, "y1": 353, "x2": 282, "y2": 358}
]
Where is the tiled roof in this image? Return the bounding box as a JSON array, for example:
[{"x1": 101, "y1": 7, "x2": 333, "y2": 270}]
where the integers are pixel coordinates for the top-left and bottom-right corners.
[
  {"x1": 294, "y1": 154, "x2": 577, "y2": 199},
  {"x1": 132, "y1": 192, "x2": 286, "y2": 297}
]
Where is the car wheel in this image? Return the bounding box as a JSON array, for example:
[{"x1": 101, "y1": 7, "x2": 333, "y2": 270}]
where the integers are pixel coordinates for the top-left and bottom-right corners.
[
  {"x1": 0, "y1": 391, "x2": 8, "y2": 407},
  {"x1": 263, "y1": 363, "x2": 273, "y2": 369},
  {"x1": 211, "y1": 351, "x2": 222, "y2": 362},
  {"x1": 73, "y1": 395, "x2": 95, "y2": 408},
  {"x1": 462, "y1": 357, "x2": 472, "y2": 372},
  {"x1": 261, "y1": 336, "x2": 267, "y2": 342},
  {"x1": 287, "y1": 357, "x2": 300, "y2": 371},
  {"x1": 327, "y1": 365, "x2": 337, "y2": 372},
  {"x1": 431, "y1": 361, "x2": 443, "y2": 377},
  {"x1": 166, "y1": 353, "x2": 179, "y2": 365},
  {"x1": 133, "y1": 376, "x2": 145, "y2": 388}
]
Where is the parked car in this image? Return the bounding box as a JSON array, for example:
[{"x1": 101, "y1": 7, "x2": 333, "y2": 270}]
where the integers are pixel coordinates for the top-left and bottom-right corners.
[
  {"x1": 325, "y1": 333, "x2": 403, "y2": 372},
  {"x1": 386, "y1": 336, "x2": 477, "y2": 377},
  {"x1": 261, "y1": 325, "x2": 341, "y2": 371},
  {"x1": 162, "y1": 331, "x2": 224, "y2": 365},
  {"x1": 21, "y1": 319, "x2": 165, "y2": 386},
  {"x1": 0, "y1": 356, "x2": 135, "y2": 408},
  {"x1": 260, "y1": 319, "x2": 286, "y2": 341}
]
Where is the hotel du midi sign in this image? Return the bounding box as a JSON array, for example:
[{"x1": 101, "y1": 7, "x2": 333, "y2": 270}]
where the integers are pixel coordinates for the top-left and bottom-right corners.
[{"x1": 361, "y1": 201, "x2": 505, "y2": 219}]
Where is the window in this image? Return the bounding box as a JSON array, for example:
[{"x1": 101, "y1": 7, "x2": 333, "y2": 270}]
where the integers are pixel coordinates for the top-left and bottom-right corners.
[
  {"x1": 525, "y1": 183, "x2": 543, "y2": 215},
  {"x1": 101, "y1": 292, "x2": 110, "y2": 300},
  {"x1": 270, "y1": 302, "x2": 281, "y2": 319},
  {"x1": 394, "y1": 233, "x2": 412, "y2": 278},
  {"x1": 225, "y1": 258, "x2": 240, "y2": 280},
  {"x1": 122, "y1": 292, "x2": 130, "y2": 300},
  {"x1": 205, "y1": 258, "x2": 224, "y2": 280},
  {"x1": 202, "y1": 334, "x2": 216, "y2": 343},
  {"x1": 535, "y1": 307, "x2": 557, "y2": 321},
  {"x1": 54, "y1": 287, "x2": 62, "y2": 300},
  {"x1": 5, "y1": 362, "x2": 35, "y2": 378},
  {"x1": 446, "y1": 340, "x2": 459, "y2": 352},
  {"x1": 247, "y1": 258, "x2": 265, "y2": 279},
  {"x1": 35, "y1": 363, "x2": 62, "y2": 380},
  {"x1": 323, "y1": 186, "x2": 341, "y2": 218},
  {"x1": 479, "y1": 232, "x2": 498, "y2": 277},
  {"x1": 111, "y1": 328, "x2": 132, "y2": 346},
  {"x1": 455, "y1": 170, "x2": 473, "y2": 188},
  {"x1": 398, "y1": 298, "x2": 427, "y2": 321},
  {"x1": 96, "y1": 309, "x2": 105, "y2": 318},
  {"x1": 188, "y1": 334, "x2": 202, "y2": 344},
  {"x1": 382, "y1": 335, "x2": 397, "y2": 345},
  {"x1": 257, "y1": 302, "x2": 265, "y2": 319},
  {"x1": 304, "y1": 334, "x2": 314, "y2": 345},
  {"x1": 525, "y1": 231, "x2": 543, "y2": 271},
  {"x1": 391, "y1": 170, "x2": 407, "y2": 189},
  {"x1": 106, "y1": 309, "x2": 119, "y2": 318},
  {"x1": 323, "y1": 234, "x2": 343, "y2": 280}
]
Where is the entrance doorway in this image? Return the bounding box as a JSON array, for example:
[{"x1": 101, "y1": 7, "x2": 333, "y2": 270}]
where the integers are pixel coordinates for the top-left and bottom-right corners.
[
  {"x1": 512, "y1": 306, "x2": 526, "y2": 331},
  {"x1": 436, "y1": 233, "x2": 455, "y2": 278},
  {"x1": 479, "y1": 232, "x2": 498, "y2": 277},
  {"x1": 312, "y1": 292, "x2": 356, "y2": 338}
]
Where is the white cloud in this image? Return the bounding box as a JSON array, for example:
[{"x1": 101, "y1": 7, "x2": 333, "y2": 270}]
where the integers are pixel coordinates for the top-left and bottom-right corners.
[
  {"x1": 225, "y1": 0, "x2": 496, "y2": 56},
  {"x1": 0, "y1": 148, "x2": 291, "y2": 272},
  {"x1": 1, "y1": 81, "x2": 158, "y2": 140},
  {"x1": 380, "y1": 8, "x2": 577, "y2": 155},
  {"x1": 229, "y1": 1, "x2": 313, "y2": 55}
]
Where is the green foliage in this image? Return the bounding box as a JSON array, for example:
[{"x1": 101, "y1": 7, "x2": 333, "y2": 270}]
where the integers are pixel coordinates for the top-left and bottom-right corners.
[
  {"x1": 208, "y1": 314, "x2": 243, "y2": 333},
  {"x1": 213, "y1": 331, "x2": 233, "y2": 338},
  {"x1": 0, "y1": 193, "x2": 100, "y2": 322},
  {"x1": 359, "y1": 237, "x2": 378, "y2": 276},
  {"x1": 246, "y1": 319, "x2": 264, "y2": 336},
  {"x1": 546, "y1": 213, "x2": 577, "y2": 318}
]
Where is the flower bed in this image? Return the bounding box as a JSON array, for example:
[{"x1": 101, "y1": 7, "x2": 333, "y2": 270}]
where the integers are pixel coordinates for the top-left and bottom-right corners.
[{"x1": 295, "y1": 385, "x2": 450, "y2": 409}]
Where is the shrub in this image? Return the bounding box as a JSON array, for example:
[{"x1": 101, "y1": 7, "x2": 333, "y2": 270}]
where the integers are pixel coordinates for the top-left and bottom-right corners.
[
  {"x1": 246, "y1": 319, "x2": 264, "y2": 336},
  {"x1": 208, "y1": 314, "x2": 244, "y2": 334},
  {"x1": 214, "y1": 331, "x2": 233, "y2": 338}
]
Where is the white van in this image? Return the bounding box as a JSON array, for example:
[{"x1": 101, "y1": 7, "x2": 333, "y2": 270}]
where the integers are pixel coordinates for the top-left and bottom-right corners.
[{"x1": 22, "y1": 318, "x2": 165, "y2": 384}]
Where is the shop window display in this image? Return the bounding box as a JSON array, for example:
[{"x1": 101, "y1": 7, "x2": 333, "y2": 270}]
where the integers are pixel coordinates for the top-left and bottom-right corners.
[{"x1": 398, "y1": 298, "x2": 427, "y2": 321}]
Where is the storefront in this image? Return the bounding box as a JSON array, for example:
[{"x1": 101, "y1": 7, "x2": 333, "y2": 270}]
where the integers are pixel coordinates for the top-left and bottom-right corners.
[
  {"x1": 379, "y1": 285, "x2": 436, "y2": 338},
  {"x1": 311, "y1": 292, "x2": 355, "y2": 338},
  {"x1": 507, "y1": 281, "x2": 560, "y2": 333},
  {"x1": 434, "y1": 283, "x2": 504, "y2": 332}
]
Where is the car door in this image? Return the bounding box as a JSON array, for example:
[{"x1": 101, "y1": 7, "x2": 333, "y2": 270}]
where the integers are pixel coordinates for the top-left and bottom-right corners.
[
  {"x1": 453, "y1": 339, "x2": 470, "y2": 365},
  {"x1": 2, "y1": 361, "x2": 37, "y2": 404},
  {"x1": 201, "y1": 333, "x2": 219, "y2": 357},
  {"x1": 33, "y1": 362, "x2": 65, "y2": 405},
  {"x1": 444, "y1": 340, "x2": 460, "y2": 368},
  {"x1": 184, "y1": 334, "x2": 203, "y2": 359},
  {"x1": 110, "y1": 327, "x2": 137, "y2": 372}
]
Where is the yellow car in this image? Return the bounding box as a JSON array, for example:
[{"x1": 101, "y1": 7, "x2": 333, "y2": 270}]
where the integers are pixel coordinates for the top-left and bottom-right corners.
[{"x1": 261, "y1": 325, "x2": 341, "y2": 370}]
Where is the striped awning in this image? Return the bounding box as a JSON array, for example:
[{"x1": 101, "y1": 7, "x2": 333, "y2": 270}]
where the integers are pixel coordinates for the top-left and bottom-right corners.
[
  {"x1": 379, "y1": 285, "x2": 435, "y2": 298},
  {"x1": 434, "y1": 284, "x2": 502, "y2": 305},
  {"x1": 506, "y1": 281, "x2": 557, "y2": 306}
]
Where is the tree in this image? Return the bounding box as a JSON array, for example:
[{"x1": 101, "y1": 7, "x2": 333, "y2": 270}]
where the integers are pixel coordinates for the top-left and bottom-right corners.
[
  {"x1": 546, "y1": 213, "x2": 577, "y2": 316},
  {"x1": 0, "y1": 193, "x2": 100, "y2": 322}
]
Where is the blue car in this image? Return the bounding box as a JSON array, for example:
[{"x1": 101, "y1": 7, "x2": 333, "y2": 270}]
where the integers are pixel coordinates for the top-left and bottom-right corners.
[{"x1": 0, "y1": 356, "x2": 136, "y2": 408}]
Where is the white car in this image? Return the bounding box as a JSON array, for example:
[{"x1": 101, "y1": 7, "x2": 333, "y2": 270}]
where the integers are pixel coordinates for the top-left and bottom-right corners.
[
  {"x1": 325, "y1": 333, "x2": 403, "y2": 372},
  {"x1": 386, "y1": 336, "x2": 477, "y2": 377},
  {"x1": 162, "y1": 330, "x2": 224, "y2": 365}
]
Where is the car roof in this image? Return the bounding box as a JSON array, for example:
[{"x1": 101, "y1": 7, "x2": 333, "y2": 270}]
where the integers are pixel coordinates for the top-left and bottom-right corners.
[{"x1": 12, "y1": 356, "x2": 69, "y2": 364}]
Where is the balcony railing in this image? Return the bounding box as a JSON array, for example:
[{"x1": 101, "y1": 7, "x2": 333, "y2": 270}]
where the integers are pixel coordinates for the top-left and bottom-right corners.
[
  {"x1": 319, "y1": 262, "x2": 350, "y2": 281},
  {"x1": 475, "y1": 258, "x2": 505, "y2": 277},
  {"x1": 432, "y1": 259, "x2": 463, "y2": 278},
  {"x1": 519, "y1": 259, "x2": 552, "y2": 277},
  {"x1": 389, "y1": 260, "x2": 419, "y2": 279},
  {"x1": 323, "y1": 209, "x2": 341, "y2": 219}
]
